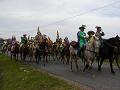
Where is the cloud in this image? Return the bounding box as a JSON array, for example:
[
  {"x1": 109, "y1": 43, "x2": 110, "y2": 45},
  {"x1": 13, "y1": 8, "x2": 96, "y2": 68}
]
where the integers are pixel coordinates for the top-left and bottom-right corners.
[{"x1": 0, "y1": 0, "x2": 120, "y2": 41}]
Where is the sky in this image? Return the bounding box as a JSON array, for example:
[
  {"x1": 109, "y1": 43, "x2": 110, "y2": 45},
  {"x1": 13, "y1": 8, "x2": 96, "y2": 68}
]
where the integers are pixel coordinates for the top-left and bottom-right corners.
[{"x1": 0, "y1": 0, "x2": 120, "y2": 41}]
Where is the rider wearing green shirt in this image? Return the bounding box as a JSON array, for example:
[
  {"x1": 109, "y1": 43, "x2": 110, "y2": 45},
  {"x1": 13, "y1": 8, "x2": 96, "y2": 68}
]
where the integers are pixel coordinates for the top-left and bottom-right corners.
[
  {"x1": 77, "y1": 25, "x2": 86, "y2": 49},
  {"x1": 21, "y1": 34, "x2": 27, "y2": 45}
]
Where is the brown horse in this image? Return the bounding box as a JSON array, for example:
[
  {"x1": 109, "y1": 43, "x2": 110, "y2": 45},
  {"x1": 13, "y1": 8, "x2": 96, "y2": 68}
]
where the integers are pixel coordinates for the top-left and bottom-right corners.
[
  {"x1": 69, "y1": 41, "x2": 79, "y2": 72},
  {"x1": 51, "y1": 42, "x2": 61, "y2": 60},
  {"x1": 11, "y1": 43, "x2": 19, "y2": 60},
  {"x1": 34, "y1": 39, "x2": 48, "y2": 66},
  {"x1": 20, "y1": 43, "x2": 29, "y2": 61},
  {"x1": 59, "y1": 41, "x2": 70, "y2": 64}
]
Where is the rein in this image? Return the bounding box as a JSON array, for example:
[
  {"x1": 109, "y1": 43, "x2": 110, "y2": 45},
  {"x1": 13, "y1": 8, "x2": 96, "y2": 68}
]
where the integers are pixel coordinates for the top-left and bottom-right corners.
[
  {"x1": 104, "y1": 40, "x2": 117, "y2": 48},
  {"x1": 85, "y1": 49, "x2": 97, "y2": 53}
]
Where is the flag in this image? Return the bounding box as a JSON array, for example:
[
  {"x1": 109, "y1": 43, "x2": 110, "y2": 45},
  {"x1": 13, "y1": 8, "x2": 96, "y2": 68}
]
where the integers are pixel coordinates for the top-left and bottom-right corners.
[
  {"x1": 57, "y1": 30, "x2": 59, "y2": 39},
  {"x1": 37, "y1": 26, "x2": 40, "y2": 34}
]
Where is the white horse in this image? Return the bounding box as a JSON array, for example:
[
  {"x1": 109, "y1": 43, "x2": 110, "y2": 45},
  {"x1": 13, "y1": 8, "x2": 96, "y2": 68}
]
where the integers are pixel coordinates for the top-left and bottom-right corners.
[{"x1": 83, "y1": 37, "x2": 101, "y2": 71}]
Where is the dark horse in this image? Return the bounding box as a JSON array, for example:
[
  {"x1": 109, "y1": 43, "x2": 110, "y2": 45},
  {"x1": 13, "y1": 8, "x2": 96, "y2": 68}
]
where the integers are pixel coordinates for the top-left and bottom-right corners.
[
  {"x1": 35, "y1": 39, "x2": 48, "y2": 66},
  {"x1": 11, "y1": 43, "x2": 19, "y2": 60},
  {"x1": 20, "y1": 43, "x2": 29, "y2": 61},
  {"x1": 98, "y1": 35, "x2": 120, "y2": 73},
  {"x1": 60, "y1": 43, "x2": 70, "y2": 64}
]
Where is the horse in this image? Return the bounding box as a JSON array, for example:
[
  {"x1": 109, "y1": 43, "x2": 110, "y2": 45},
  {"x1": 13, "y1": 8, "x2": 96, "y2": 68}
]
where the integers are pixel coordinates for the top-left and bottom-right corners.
[
  {"x1": 35, "y1": 39, "x2": 48, "y2": 66},
  {"x1": 83, "y1": 37, "x2": 101, "y2": 71},
  {"x1": 69, "y1": 41, "x2": 79, "y2": 72},
  {"x1": 46, "y1": 37, "x2": 53, "y2": 61},
  {"x1": 10, "y1": 43, "x2": 19, "y2": 60},
  {"x1": 113, "y1": 46, "x2": 120, "y2": 69},
  {"x1": 28, "y1": 42, "x2": 36, "y2": 62},
  {"x1": 51, "y1": 42, "x2": 61, "y2": 60},
  {"x1": 98, "y1": 35, "x2": 120, "y2": 73},
  {"x1": 1, "y1": 43, "x2": 8, "y2": 54},
  {"x1": 20, "y1": 43, "x2": 29, "y2": 61},
  {"x1": 59, "y1": 41, "x2": 70, "y2": 64}
]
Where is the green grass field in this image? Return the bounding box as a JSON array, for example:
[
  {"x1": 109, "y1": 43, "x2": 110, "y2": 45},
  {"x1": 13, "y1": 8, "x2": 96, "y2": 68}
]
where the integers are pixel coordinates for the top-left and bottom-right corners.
[{"x1": 0, "y1": 54, "x2": 80, "y2": 90}]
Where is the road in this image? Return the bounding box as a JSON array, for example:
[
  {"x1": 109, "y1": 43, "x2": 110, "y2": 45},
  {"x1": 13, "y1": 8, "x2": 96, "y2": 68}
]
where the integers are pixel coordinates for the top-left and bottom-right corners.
[{"x1": 23, "y1": 57, "x2": 120, "y2": 90}]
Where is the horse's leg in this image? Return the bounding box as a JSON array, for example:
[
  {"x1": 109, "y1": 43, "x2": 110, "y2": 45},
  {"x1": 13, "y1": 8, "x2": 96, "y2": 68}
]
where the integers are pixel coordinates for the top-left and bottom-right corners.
[
  {"x1": 52, "y1": 53, "x2": 55, "y2": 61},
  {"x1": 97, "y1": 56, "x2": 100, "y2": 68},
  {"x1": 17, "y1": 53, "x2": 19, "y2": 60},
  {"x1": 90, "y1": 55, "x2": 96, "y2": 69},
  {"x1": 98, "y1": 57, "x2": 104, "y2": 71},
  {"x1": 20, "y1": 52, "x2": 23, "y2": 60},
  {"x1": 36, "y1": 57, "x2": 38, "y2": 64},
  {"x1": 90, "y1": 54, "x2": 96, "y2": 67},
  {"x1": 56, "y1": 52, "x2": 59, "y2": 60},
  {"x1": 70, "y1": 56, "x2": 73, "y2": 72},
  {"x1": 66, "y1": 55, "x2": 70, "y2": 64},
  {"x1": 46, "y1": 55, "x2": 48, "y2": 63},
  {"x1": 115, "y1": 56, "x2": 120, "y2": 69},
  {"x1": 23, "y1": 53, "x2": 26, "y2": 62},
  {"x1": 109, "y1": 58, "x2": 115, "y2": 74},
  {"x1": 90, "y1": 58, "x2": 94, "y2": 68},
  {"x1": 75, "y1": 55, "x2": 78, "y2": 72},
  {"x1": 36, "y1": 54, "x2": 39, "y2": 64},
  {"x1": 43, "y1": 55, "x2": 45, "y2": 66},
  {"x1": 14, "y1": 54, "x2": 17, "y2": 61},
  {"x1": 60, "y1": 54, "x2": 64, "y2": 64},
  {"x1": 11, "y1": 53, "x2": 12, "y2": 60},
  {"x1": 83, "y1": 59, "x2": 88, "y2": 72},
  {"x1": 33, "y1": 55, "x2": 35, "y2": 63},
  {"x1": 35, "y1": 55, "x2": 38, "y2": 64}
]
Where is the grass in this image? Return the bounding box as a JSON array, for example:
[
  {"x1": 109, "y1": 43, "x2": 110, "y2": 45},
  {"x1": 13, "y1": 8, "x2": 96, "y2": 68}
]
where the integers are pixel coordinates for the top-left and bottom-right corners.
[{"x1": 0, "y1": 54, "x2": 80, "y2": 90}]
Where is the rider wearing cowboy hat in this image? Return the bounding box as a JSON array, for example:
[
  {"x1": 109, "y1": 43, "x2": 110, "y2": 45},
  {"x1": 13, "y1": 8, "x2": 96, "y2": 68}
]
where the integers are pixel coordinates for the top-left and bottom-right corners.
[
  {"x1": 21, "y1": 34, "x2": 28, "y2": 45},
  {"x1": 77, "y1": 25, "x2": 87, "y2": 49},
  {"x1": 95, "y1": 26, "x2": 104, "y2": 41},
  {"x1": 87, "y1": 31, "x2": 95, "y2": 42}
]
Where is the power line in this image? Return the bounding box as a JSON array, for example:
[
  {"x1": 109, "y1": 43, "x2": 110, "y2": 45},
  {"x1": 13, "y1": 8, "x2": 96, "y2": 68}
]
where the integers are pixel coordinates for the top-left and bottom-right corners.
[{"x1": 39, "y1": 0, "x2": 120, "y2": 28}]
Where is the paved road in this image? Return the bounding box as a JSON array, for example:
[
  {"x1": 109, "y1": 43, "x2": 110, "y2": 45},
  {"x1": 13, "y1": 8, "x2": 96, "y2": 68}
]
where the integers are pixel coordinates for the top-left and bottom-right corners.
[{"x1": 24, "y1": 57, "x2": 120, "y2": 90}]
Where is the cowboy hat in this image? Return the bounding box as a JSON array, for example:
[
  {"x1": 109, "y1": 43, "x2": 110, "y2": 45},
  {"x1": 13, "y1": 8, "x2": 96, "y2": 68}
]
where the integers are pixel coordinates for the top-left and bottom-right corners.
[
  {"x1": 23, "y1": 34, "x2": 27, "y2": 36},
  {"x1": 79, "y1": 25, "x2": 86, "y2": 29},
  {"x1": 87, "y1": 31, "x2": 95, "y2": 35},
  {"x1": 95, "y1": 26, "x2": 101, "y2": 29}
]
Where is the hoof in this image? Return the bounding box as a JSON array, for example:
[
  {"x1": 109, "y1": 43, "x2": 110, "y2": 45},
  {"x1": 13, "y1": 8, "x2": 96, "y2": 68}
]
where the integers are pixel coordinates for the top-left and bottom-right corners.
[
  {"x1": 111, "y1": 71, "x2": 115, "y2": 74},
  {"x1": 98, "y1": 68, "x2": 101, "y2": 71},
  {"x1": 89, "y1": 67, "x2": 92, "y2": 70},
  {"x1": 118, "y1": 67, "x2": 120, "y2": 70},
  {"x1": 85, "y1": 64, "x2": 89, "y2": 69}
]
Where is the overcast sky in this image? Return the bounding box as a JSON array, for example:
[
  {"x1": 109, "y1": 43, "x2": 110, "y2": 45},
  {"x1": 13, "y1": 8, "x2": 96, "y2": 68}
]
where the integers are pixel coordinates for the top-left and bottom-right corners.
[{"x1": 0, "y1": 0, "x2": 120, "y2": 41}]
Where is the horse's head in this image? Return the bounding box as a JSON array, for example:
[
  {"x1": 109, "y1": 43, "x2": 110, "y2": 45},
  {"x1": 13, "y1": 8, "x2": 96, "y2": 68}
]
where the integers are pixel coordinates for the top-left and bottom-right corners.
[
  {"x1": 94, "y1": 37, "x2": 101, "y2": 47},
  {"x1": 114, "y1": 35, "x2": 120, "y2": 47},
  {"x1": 70, "y1": 41, "x2": 78, "y2": 48}
]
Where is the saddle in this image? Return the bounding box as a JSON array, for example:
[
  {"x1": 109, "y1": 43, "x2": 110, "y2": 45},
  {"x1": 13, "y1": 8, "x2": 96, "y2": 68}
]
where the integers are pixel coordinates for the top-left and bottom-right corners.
[{"x1": 70, "y1": 41, "x2": 78, "y2": 48}]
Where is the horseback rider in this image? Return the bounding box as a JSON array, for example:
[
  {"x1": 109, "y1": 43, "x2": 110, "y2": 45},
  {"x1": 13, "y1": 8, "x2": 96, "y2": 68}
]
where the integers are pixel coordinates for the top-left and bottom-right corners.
[
  {"x1": 11, "y1": 36, "x2": 18, "y2": 51},
  {"x1": 87, "y1": 31, "x2": 95, "y2": 47},
  {"x1": 12, "y1": 36, "x2": 17, "y2": 45},
  {"x1": 77, "y1": 25, "x2": 87, "y2": 51},
  {"x1": 20, "y1": 34, "x2": 28, "y2": 47},
  {"x1": 2, "y1": 40, "x2": 7, "y2": 48},
  {"x1": 95, "y1": 26, "x2": 105, "y2": 41},
  {"x1": 63, "y1": 36, "x2": 70, "y2": 47},
  {"x1": 35, "y1": 28, "x2": 43, "y2": 44},
  {"x1": 59, "y1": 38, "x2": 63, "y2": 46}
]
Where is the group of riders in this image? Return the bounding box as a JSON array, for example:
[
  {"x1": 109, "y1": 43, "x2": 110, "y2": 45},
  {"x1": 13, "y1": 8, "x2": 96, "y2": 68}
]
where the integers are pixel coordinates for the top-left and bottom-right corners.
[
  {"x1": 0, "y1": 25, "x2": 105, "y2": 57},
  {"x1": 77, "y1": 25, "x2": 104, "y2": 55},
  {"x1": 1, "y1": 25, "x2": 120, "y2": 74}
]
